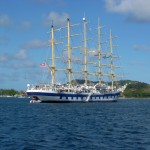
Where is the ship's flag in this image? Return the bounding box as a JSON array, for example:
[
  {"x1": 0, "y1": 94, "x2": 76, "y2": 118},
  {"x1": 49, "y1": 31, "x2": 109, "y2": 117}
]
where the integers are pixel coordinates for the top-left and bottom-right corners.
[{"x1": 40, "y1": 62, "x2": 46, "y2": 67}]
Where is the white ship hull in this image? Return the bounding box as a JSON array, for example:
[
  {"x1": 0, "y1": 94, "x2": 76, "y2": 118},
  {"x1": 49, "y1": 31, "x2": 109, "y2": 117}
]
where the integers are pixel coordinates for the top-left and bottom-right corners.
[{"x1": 27, "y1": 90, "x2": 120, "y2": 103}]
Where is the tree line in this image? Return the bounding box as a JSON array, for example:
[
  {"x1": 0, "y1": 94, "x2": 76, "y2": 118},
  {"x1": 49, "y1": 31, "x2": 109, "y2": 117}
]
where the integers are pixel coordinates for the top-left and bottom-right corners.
[{"x1": 0, "y1": 89, "x2": 19, "y2": 96}]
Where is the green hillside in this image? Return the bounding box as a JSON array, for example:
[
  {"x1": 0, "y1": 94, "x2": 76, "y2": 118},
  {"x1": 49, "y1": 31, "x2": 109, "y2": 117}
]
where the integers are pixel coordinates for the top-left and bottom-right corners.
[{"x1": 122, "y1": 80, "x2": 150, "y2": 98}]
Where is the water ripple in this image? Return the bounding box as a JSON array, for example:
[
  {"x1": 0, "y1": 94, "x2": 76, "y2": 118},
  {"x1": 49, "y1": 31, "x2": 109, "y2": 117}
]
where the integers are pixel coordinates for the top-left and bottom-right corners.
[{"x1": 0, "y1": 98, "x2": 150, "y2": 150}]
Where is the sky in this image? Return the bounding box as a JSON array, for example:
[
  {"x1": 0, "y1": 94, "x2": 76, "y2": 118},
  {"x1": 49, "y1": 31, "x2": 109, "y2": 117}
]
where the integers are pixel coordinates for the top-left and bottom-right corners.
[{"x1": 0, "y1": 0, "x2": 150, "y2": 90}]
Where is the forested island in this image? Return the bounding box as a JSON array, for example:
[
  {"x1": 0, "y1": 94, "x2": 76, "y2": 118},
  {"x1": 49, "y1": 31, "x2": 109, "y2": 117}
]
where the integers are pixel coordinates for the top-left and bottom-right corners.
[
  {"x1": 0, "y1": 89, "x2": 26, "y2": 97},
  {"x1": 0, "y1": 80, "x2": 150, "y2": 98},
  {"x1": 121, "y1": 80, "x2": 150, "y2": 98}
]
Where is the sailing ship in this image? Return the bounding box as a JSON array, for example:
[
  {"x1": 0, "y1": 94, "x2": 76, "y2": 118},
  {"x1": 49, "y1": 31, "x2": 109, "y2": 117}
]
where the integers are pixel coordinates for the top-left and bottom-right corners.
[{"x1": 26, "y1": 17, "x2": 121, "y2": 103}]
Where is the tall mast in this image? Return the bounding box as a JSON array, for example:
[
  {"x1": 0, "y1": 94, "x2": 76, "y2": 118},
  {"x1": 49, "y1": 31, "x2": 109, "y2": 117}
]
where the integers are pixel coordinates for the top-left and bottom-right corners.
[
  {"x1": 67, "y1": 18, "x2": 72, "y2": 85},
  {"x1": 51, "y1": 24, "x2": 55, "y2": 85},
  {"x1": 83, "y1": 17, "x2": 88, "y2": 85},
  {"x1": 97, "y1": 17, "x2": 102, "y2": 84},
  {"x1": 109, "y1": 30, "x2": 114, "y2": 90}
]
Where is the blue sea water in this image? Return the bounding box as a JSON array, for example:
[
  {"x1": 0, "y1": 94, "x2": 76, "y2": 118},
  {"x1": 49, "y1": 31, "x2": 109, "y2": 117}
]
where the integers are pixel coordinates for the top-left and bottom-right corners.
[{"x1": 0, "y1": 98, "x2": 150, "y2": 150}]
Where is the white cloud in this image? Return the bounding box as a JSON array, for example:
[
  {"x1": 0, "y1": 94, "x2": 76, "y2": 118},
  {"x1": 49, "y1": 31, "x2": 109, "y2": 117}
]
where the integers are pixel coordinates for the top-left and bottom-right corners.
[
  {"x1": 0, "y1": 49, "x2": 27, "y2": 63},
  {"x1": 34, "y1": 0, "x2": 65, "y2": 5},
  {"x1": 43, "y1": 11, "x2": 69, "y2": 27},
  {"x1": 5, "y1": 61, "x2": 35, "y2": 69},
  {"x1": 0, "y1": 14, "x2": 12, "y2": 26},
  {"x1": 0, "y1": 58, "x2": 36, "y2": 70},
  {"x1": 128, "y1": 61, "x2": 146, "y2": 66},
  {"x1": 0, "y1": 72, "x2": 19, "y2": 82},
  {"x1": 24, "y1": 61, "x2": 35, "y2": 68},
  {"x1": 21, "y1": 21, "x2": 32, "y2": 29},
  {"x1": 15, "y1": 49, "x2": 27, "y2": 59},
  {"x1": 23, "y1": 39, "x2": 48, "y2": 49},
  {"x1": 133, "y1": 45, "x2": 150, "y2": 51},
  {"x1": 105, "y1": 0, "x2": 150, "y2": 22},
  {"x1": 0, "y1": 53, "x2": 10, "y2": 62}
]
